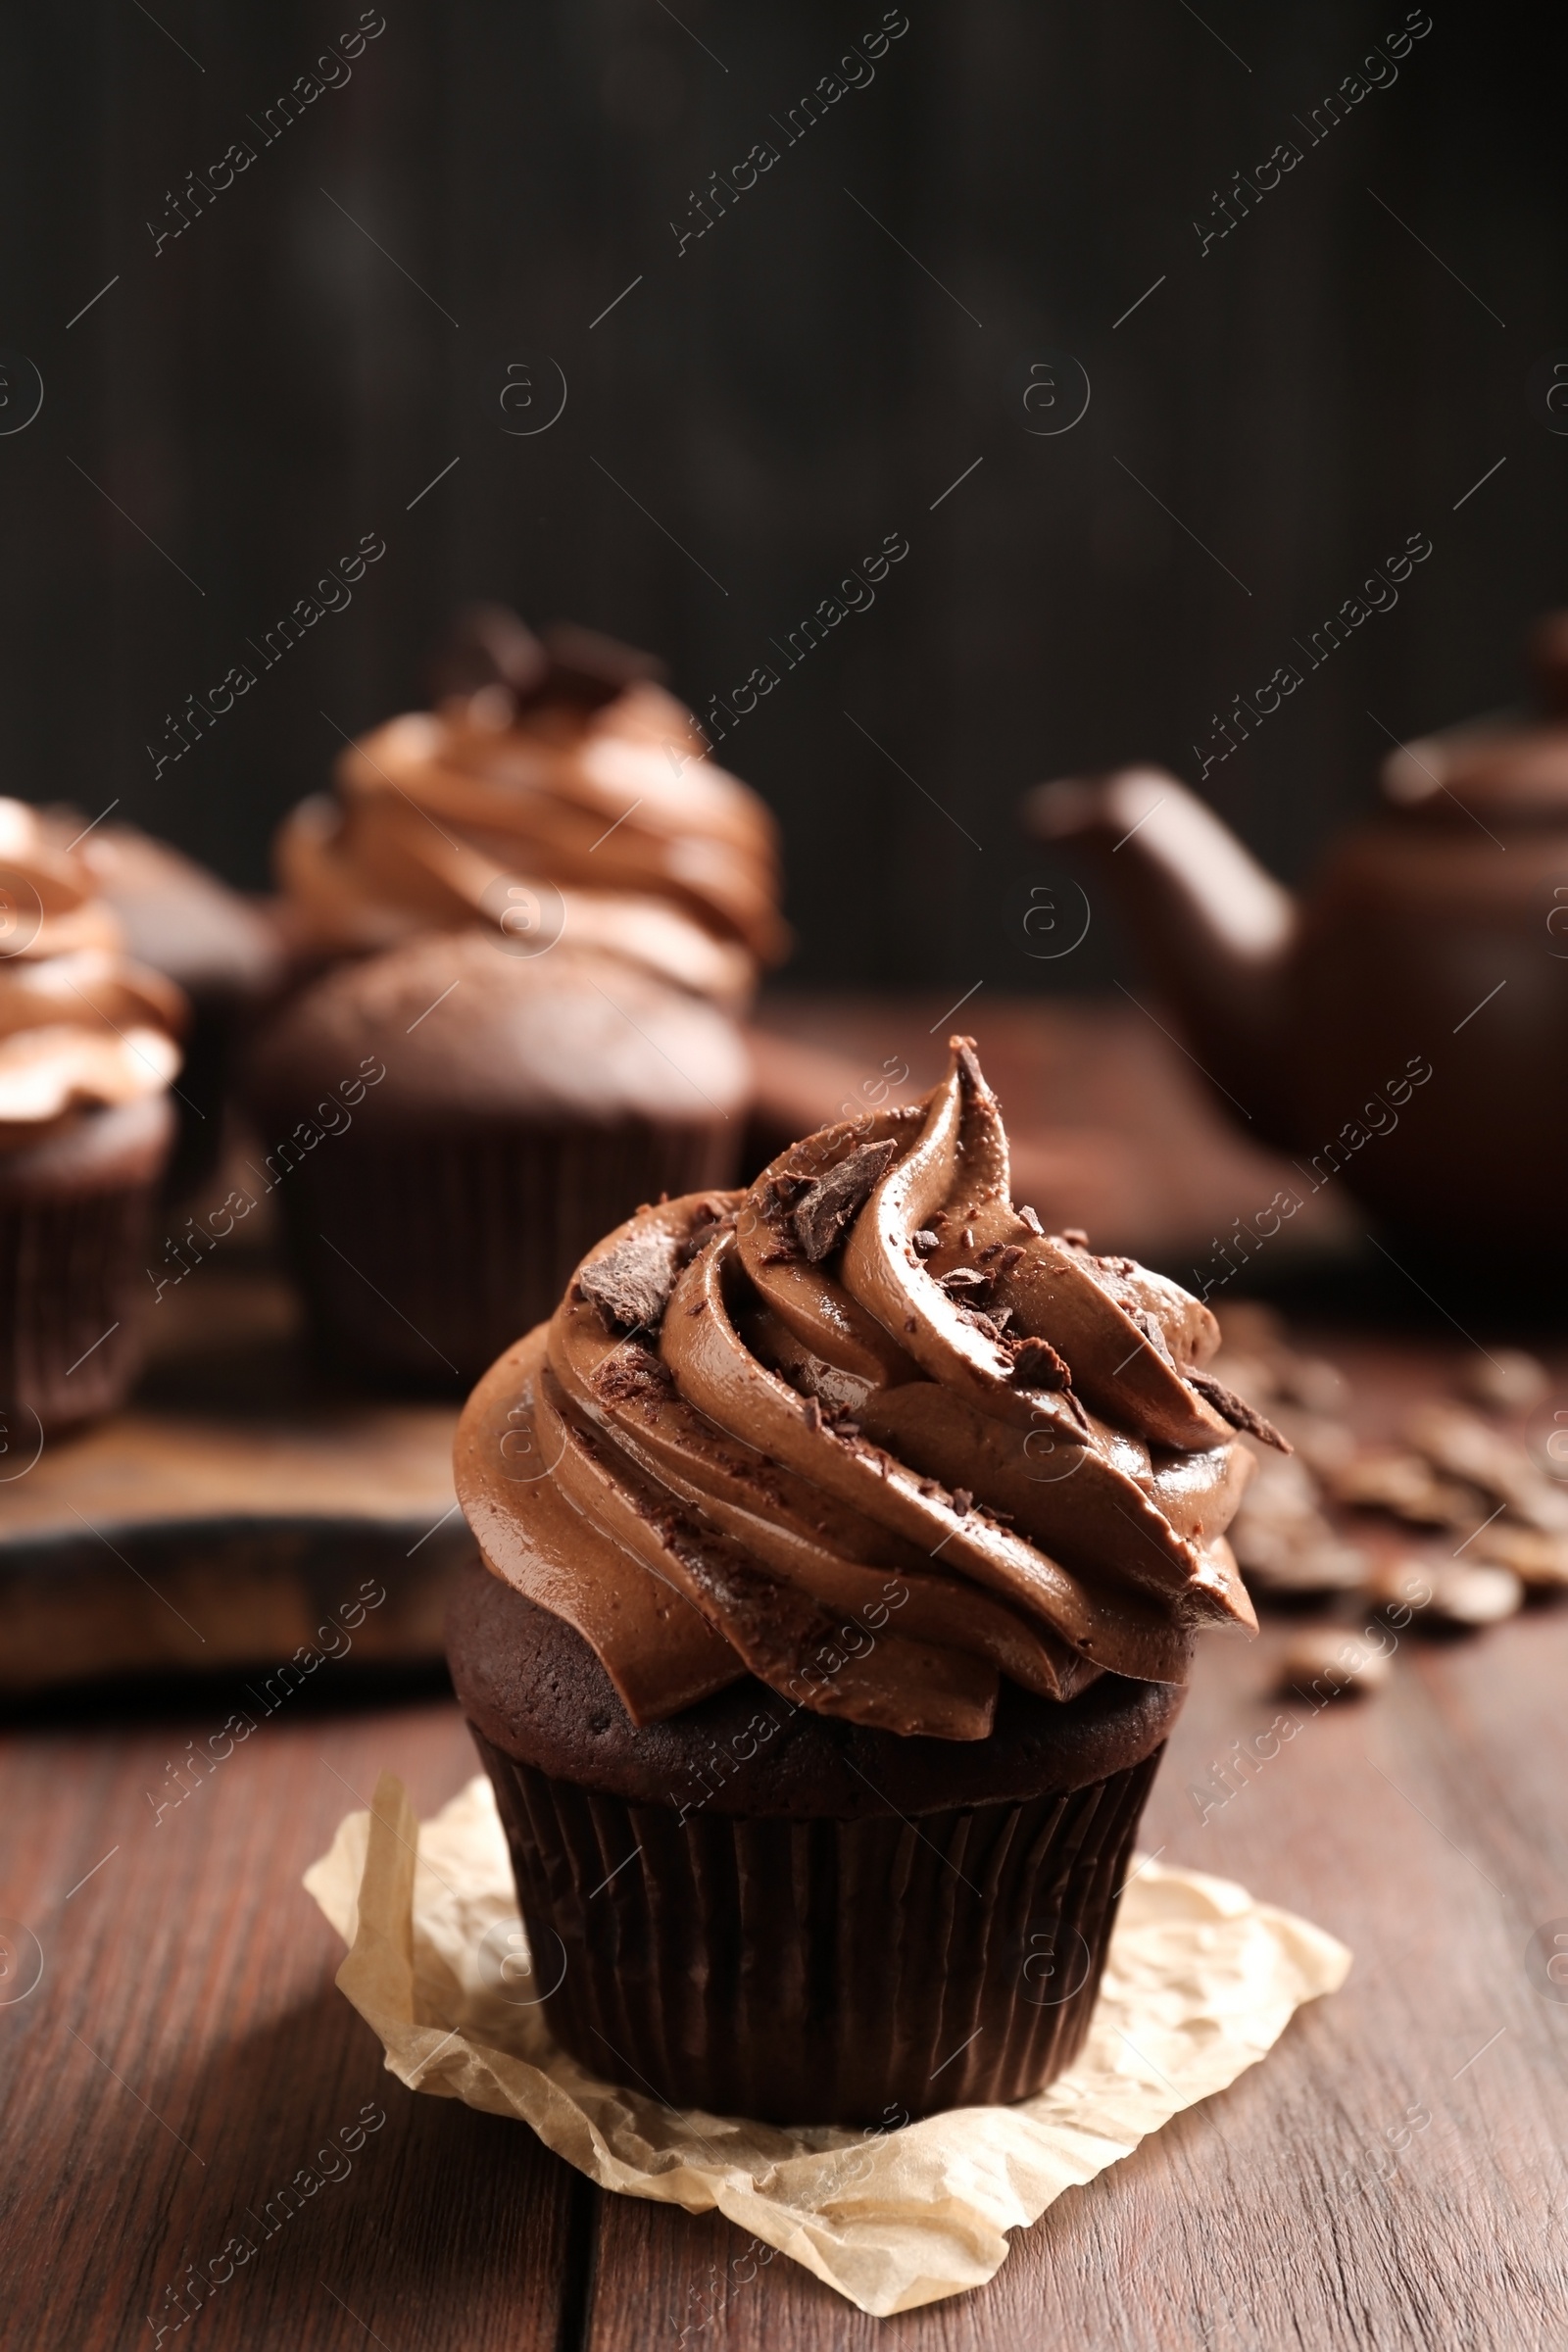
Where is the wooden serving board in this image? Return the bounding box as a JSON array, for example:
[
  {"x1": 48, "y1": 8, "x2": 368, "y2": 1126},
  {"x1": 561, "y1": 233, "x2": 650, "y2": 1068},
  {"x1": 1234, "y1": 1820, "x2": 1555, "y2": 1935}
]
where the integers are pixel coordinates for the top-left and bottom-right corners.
[{"x1": 0, "y1": 1259, "x2": 470, "y2": 1693}]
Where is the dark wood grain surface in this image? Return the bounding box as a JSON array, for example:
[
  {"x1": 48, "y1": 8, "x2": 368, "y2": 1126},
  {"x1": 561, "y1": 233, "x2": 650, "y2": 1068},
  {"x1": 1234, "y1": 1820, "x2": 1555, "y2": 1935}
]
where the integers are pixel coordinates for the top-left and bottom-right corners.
[{"x1": 6, "y1": 1326, "x2": 1568, "y2": 2351}]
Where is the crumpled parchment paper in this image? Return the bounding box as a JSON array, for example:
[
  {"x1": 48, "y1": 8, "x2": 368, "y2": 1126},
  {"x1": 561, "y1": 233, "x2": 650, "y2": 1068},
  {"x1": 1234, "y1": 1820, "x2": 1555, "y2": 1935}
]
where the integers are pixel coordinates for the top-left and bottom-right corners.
[{"x1": 304, "y1": 1772, "x2": 1349, "y2": 2317}]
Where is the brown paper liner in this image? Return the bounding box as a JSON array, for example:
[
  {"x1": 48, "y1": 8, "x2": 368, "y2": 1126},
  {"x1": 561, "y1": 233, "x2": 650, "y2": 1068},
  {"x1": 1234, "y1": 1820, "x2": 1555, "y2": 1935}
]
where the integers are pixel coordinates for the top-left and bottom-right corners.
[
  {"x1": 470, "y1": 1724, "x2": 1163, "y2": 2128},
  {"x1": 0, "y1": 1174, "x2": 165, "y2": 1432},
  {"x1": 272, "y1": 1119, "x2": 737, "y2": 1387}
]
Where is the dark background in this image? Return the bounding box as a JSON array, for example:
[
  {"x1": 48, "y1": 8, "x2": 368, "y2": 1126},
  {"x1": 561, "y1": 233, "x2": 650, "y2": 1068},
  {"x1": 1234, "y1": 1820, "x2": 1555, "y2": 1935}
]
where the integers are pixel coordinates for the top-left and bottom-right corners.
[{"x1": 2, "y1": 0, "x2": 1564, "y2": 992}]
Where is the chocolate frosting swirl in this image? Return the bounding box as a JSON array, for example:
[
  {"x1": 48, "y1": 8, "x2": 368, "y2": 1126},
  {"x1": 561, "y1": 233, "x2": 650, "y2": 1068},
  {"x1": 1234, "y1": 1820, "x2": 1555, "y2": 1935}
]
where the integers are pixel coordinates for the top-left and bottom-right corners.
[
  {"x1": 456, "y1": 1041, "x2": 1263, "y2": 1742},
  {"x1": 276, "y1": 619, "x2": 787, "y2": 1006},
  {"x1": 0, "y1": 800, "x2": 184, "y2": 1147}
]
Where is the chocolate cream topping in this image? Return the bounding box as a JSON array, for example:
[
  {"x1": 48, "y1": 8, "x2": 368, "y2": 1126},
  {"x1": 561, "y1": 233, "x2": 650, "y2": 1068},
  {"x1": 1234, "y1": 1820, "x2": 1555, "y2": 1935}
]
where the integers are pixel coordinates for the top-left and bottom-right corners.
[
  {"x1": 0, "y1": 800, "x2": 185, "y2": 1148},
  {"x1": 455, "y1": 1041, "x2": 1270, "y2": 1742},
  {"x1": 276, "y1": 617, "x2": 788, "y2": 1008}
]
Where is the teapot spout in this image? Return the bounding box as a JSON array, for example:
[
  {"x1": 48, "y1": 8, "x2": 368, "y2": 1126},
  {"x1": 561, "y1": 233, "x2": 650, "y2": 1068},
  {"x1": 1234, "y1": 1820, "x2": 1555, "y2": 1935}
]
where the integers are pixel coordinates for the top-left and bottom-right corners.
[{"x1": 1025, "y1": 766, "x2": 1296, "y2": 1132}]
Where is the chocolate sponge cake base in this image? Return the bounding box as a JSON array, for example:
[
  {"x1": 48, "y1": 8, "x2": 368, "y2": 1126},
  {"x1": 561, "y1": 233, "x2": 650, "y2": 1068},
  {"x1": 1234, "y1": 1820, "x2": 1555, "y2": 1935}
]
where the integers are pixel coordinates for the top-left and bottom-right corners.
[{"x1": 448, "y1": 1557, "x2": 1182, "y2": 2127}]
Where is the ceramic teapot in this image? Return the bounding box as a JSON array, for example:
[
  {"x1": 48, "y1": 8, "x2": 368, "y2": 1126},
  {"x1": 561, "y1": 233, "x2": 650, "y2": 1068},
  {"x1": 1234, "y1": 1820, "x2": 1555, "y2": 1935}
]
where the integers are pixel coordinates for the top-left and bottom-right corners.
[{"x1": 1025, "y1": 617, "x2": 1568, "y2": 1247}]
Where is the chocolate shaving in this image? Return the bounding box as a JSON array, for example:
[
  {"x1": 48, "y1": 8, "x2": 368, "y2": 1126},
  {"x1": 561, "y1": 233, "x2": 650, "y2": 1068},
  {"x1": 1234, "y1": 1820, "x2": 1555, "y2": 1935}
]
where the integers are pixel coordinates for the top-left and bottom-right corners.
[
  {"x1": 578, "y1": 1224, "x2": 683, "y2": 1334},
  {"x1": 998, "y1": 1246, "x2": 1026, "y2": 1273},
  {"x1": 952, "y1": 1488, "x2": 974, "y2": 1516},
  {"x1": 802, "y1": 1396, "x2": 823, "y2": 1432},
  {"x1": 1009, "y1": 1333, "x2": 1072, "y2": 1390},
  {"x1": 911, "y1": 1229, "x2": 940, "y2": 1255},
  {"x1": 1187, "y1": 1367, "x2": 1293, "y2": 1452},
  {"x1": 791, "y1": 1138, "x2": 900, "y2": 1262},
  {"x1": 590, "y1": 1343, "x2": 675, "y2": 1404},
  {"x1": 1016, "y1": 1204, "x2": 1044, "y2": 1236},
  {"x1": 938, "y1": 1266, "x2": 990, "y2": 1294}
]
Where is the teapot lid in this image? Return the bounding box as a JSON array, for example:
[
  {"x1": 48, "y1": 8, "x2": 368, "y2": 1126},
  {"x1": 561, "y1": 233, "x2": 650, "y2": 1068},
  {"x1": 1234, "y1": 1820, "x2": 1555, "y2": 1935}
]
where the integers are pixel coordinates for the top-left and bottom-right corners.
[{"x1": 1380, "y1": 611, "x2": 1568, "y2": 821}]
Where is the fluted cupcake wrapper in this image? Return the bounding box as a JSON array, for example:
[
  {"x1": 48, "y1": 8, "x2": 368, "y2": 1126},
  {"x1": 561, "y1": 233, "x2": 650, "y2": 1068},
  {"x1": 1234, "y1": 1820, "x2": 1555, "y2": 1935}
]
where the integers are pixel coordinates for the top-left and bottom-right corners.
[
  {"x1": 470, "y1": 1724, "x2": 1163, "y2": 2129},
  {"x1": 270, "y1": 1119, "x2": 738, "y2": 1388},
  {"x1": 0, "y1": 1179, "x2": 162, "y2": 1432}
]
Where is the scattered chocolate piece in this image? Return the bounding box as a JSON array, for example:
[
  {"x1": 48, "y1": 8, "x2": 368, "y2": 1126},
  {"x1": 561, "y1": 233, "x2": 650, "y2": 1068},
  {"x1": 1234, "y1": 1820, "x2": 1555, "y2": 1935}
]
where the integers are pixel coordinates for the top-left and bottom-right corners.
[
  {"x1": 579, "y1": 1223, "x2": 683, "y2": 1334},
  {"x1": 1230, "y1": 1453, "x2": 1367, "y2": 1594},
  {"x1": 1279, "y1": 1628, "x2": 1391, "y2": 1700},
  {"x1": 1466, "y1": 1521, "x2": 1568, "y2": 1591},
  {"x1": 911, "y1": 1229, "x2": 940, "y2": 1255},
  {"x1": 1404, "y1": 1402, "x2": 1568, "y2": 1534},
  {"x1": 1187, "y1": 1368, "x2": 1292, "y2": 1452},
  {"x1": 1010, "y1": 1334, "x2": 1071, "y2": 1389},
  {"x1": 1368, "y1": 1557, "x2": 1524, "y2": 1631},
  {"x1": 792, "y1": 1138, "x2": 900, "y2": 1262},
  {"x1": 1463, "y1": 1348, "x2": 1550, "y2": 1416},
  {"x1": 1016, "y1": 1204, "x2": 1043, "y2": 1236},
  {"x1": 1331, "y1": 1447, "x2": 1477, "y2": 1528}
]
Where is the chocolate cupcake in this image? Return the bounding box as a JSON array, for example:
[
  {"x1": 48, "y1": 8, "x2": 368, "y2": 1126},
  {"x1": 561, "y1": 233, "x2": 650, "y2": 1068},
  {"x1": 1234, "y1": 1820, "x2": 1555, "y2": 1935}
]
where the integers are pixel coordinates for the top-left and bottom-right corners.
[
  {"x1": 243, "y1": 931, "x2": 749, "y2": 1387},
  {"x1": 449, "y1": 1040, "x2": 1269, "y2": 2126},
  {"x1": 273, "y1": 610, "x2": 787, "y2": 1008},
  {"x1": 0, "y1": 800, "x2": 186, "y2": 1430},
  {"x1": 79, "y1": 822, "x2": 282, "y2": 1199}
]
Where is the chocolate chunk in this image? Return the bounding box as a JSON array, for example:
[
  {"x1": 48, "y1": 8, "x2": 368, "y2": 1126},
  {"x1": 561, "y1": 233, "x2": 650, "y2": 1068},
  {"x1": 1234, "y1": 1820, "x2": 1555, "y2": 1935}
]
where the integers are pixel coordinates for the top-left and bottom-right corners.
[
  {"x1": 1016, "y1": 1204, "x2": 1043, "y2": 1236},
  {"x1": 911, "y1": 1230, "x2": 940, "y2": 1256},
  {"x1": 1279, "y1": 1628, "x2": 1390, "y2": 1701},
  {"x1": 578, "y1": 1223, "x2": 683, "y2": 1334},
  {"x1": 590, "y1": 1343, "x2": 675, "y2": 1403},
  {"x1": 791, "y1": 1138, "x2": 900, "y2": 1261},
  {"x1": 539, "y1": 620, "x2": 667, "y2": 710},
  {"x1": 1187, "y1": 1367, "x2": 1292, "y2": 1452},
  {"x1": 426, "y1": 603, "x2": 547, "y2": 705},
  {"x1": 1010, "y1": 1334, "x2": 1071, "y2": 1389}
]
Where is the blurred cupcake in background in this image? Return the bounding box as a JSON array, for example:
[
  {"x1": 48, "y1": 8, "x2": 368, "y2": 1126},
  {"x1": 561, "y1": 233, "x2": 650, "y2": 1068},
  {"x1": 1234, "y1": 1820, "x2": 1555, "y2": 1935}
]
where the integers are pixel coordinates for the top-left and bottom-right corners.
[
  {"x1": 273, "y1": 607, "x2": 787, "y2": 1008},
  {"x1": 77, "y1": 821, "x2": 283, "y2": 1200},
  {"x1": 0, "y1": 800, "x2": 186, "y2": 1431},
  {"x1": 247, "y1": 612, "x2": 778, "y2": 1389}
]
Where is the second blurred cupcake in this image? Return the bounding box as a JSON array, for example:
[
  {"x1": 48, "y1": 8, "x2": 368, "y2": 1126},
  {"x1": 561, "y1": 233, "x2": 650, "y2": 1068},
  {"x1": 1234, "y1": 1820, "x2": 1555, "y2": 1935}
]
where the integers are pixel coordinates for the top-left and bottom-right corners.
[
  {"x1": 0, "y1": 801, "x2": 186, "y2": 1429},
  {"x1": 249, "y1": 614, "x2": 781, "y2": 1388},
  {"x1": 274, "y1": 608, "x2": 787, "y2": 1008}
]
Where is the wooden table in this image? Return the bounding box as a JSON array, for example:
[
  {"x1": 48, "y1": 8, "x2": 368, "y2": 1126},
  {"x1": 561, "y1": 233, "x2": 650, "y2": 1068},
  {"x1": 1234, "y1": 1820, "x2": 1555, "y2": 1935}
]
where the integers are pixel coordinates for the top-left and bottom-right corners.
[{"x1": 7, "y1": 1323, "x2": 1568, "y2": 2351}]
